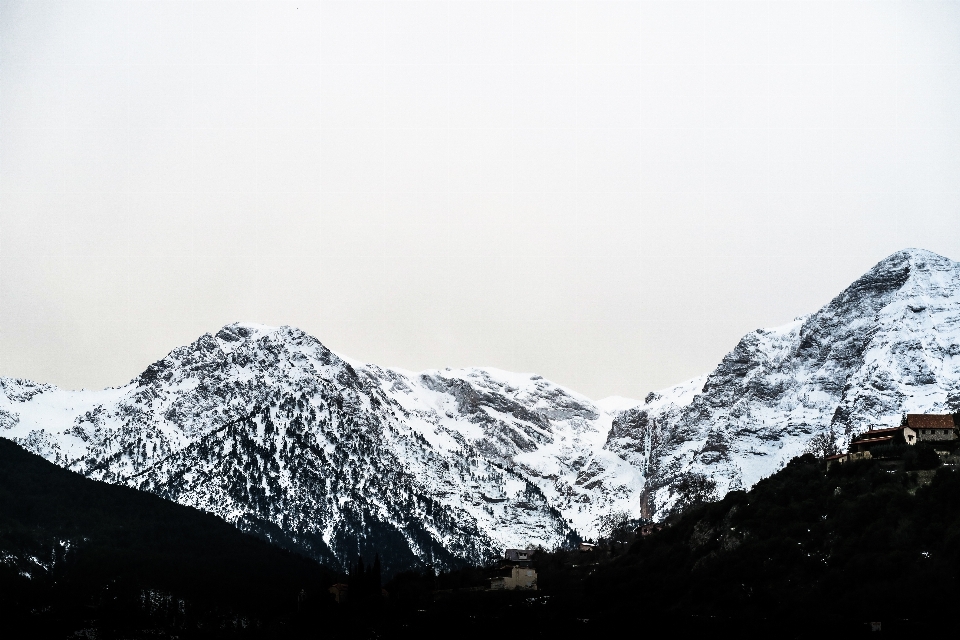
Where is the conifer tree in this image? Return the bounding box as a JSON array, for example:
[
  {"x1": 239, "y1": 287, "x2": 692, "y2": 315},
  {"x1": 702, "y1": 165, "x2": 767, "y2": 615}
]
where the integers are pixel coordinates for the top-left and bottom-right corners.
[
  {"x1": 349, "y1": 554, "x2": 367, "y2": 607},
  {"x1": 371, "y1": 553, "x2": 382, "y2": 600}
]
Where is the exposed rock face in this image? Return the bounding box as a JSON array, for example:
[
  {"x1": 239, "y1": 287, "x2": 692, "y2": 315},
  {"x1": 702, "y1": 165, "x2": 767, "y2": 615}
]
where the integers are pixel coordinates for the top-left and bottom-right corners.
[
  {"x1": 2, "y1": 248, "x2": 959, "y2": 569},
  {"x1": 0, "y1": 327, "x2": 641, "y2": 575},
  {"x1": 604, "y1": 249, "x2": 960, "y2": 517}
]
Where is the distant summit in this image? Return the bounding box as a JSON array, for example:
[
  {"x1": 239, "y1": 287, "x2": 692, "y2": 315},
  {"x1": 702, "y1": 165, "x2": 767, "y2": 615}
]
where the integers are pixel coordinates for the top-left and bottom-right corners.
[
  {"x1": 607, "y1": 249, "x2": 960, "y2": 517},
  {"x1": 1, "y1": 322, "x2": 640, "y2": 574}
]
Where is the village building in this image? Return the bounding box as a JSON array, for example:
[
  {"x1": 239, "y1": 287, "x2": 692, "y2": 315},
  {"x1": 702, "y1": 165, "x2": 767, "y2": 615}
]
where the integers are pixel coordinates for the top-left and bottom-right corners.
[
  {"x1": 905, "y1": 414, "x2": 957, "y2": 443},
  {"x1": 489, "y1": 565, "x2": 538, "y2": 590},
  {"x1": 850, "y1": 427, "x2": 902, "y2": 454},
  {"x1": 503, "y1": 548, "x2": 534, "y2": 565},
  {"x1": 328, "y1": 583, "x2": 349, "y2": 604},
  {"x1": 826, "y1": 450, "x2": 872, "y2": 468},
  {"x1": 848, "y1": 414, "x2": 957, "y2": 455},
  {"x1": 490, "y1": 548, "x2": 538, "y2": 590},
  {"x1": 828, "y1": 413, "x2": 957, "y2": 467},
  {"x1": 327, "y1": 582, "x2": 387, "y2": 603},
  {"x1": 578, "y1": 542, "x2": 596, "y2": 552}
]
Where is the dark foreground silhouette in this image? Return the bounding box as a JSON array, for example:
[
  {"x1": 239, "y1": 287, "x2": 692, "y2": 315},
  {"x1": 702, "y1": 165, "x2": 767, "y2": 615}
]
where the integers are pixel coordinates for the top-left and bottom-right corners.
[
  {"x1": 4, "y1": 436, "x2": 960, "y2": 638},
  {"x1": 0, "y1": 438, "x2": 340, "y2": 638},
  {"x1": 384, "y1": 451, "x2": 960, "y2": 638}
]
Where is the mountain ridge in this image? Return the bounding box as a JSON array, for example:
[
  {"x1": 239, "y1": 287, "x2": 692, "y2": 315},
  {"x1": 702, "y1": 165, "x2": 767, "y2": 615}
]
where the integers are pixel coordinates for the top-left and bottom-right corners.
[
  {"x1": 3, "y1": 247, "x2": 960, "y2": 572},
  {"x1": 608, "y1": 247, "x2": 960, "y2": 516}
]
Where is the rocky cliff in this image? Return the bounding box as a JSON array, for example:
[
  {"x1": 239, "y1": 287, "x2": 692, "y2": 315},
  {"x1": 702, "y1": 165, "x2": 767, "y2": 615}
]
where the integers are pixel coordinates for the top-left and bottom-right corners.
[{"x1": 606, "y1": 248, "x2": 960, "y2": 516}]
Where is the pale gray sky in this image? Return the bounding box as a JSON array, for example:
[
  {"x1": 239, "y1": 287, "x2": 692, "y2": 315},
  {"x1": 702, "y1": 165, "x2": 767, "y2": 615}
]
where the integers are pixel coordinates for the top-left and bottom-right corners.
[{"x1": 2, "y1": 0, "x2": 959, "y2": 400}]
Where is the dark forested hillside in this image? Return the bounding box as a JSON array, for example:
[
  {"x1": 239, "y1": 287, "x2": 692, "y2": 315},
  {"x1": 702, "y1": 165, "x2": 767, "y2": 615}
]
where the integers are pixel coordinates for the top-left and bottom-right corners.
[
  {"x1": 581, "y1": 454, "x2": 960, "y2": 634},
  {"x1": 378, "y1": 455, "x2": 960, "y2": 637},
  {"x1": 7, "y1": 431, "x2": 960, "y2": 638},
  {"x1": 0, "y1": 438, "x2": 339, "y2": 639}
]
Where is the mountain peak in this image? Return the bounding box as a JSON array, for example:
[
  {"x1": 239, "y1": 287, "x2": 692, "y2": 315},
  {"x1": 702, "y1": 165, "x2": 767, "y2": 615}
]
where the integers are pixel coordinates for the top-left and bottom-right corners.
[
  {"x1": 214, "y1": 321, "x2": 282, "y2": 344},
  {"x1": 4, "y1": 249, "x2": 960, "y2": 571},
  {"x1": 875, "y1": 247, "x2": 956, "y2": 273},
  {"x1": 820, "y1": 248, "x2": 955, "y2": 319}
]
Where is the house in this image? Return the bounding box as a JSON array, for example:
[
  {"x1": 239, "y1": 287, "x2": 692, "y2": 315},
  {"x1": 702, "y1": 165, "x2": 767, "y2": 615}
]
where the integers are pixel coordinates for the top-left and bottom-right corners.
[
  {"x1": 826, "y1": 451, "x2": 873, "y2": 468},
  {"x1": 850, "y1": 426, "x2": 902, "y2": 453},
  {"x1": 328, "y1": 582, "x2": 387, "y2": 603},
  {"x1": 905, "y1": 414, "x2": 957, "y2": 443},
  {"x1": 848, "y1": 414, "x2": 957, "y2": 455},
  {"x1": 578, "y1": 542, "x2": 596, "y2": 552},
  {"x1": 328, "y1": 583, "x2": 349, "y2": 604},
  {"x1": 639, "y1": 523, "x2": 664, "y2": 536},
  {"x1": 489, "y1": 565, "x2": 538, "y2": 591},
  {"x1": 825, "y1": 453, "x2": 848, "y2": 468},
  {"x1": 489, "y1": 548, "x2": 539, "y2": 590},
  {"x1": 504, "y1": 548, "x2": 535, "y2": 565},
  {"x1": 829, "y1": 413, "x2": 958, "y2": 467}
]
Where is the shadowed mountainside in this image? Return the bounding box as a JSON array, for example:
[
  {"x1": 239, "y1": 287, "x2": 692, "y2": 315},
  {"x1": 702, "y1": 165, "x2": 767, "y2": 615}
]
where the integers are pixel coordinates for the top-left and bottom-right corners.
[{"x1": 0, "y1": 438, "x2": 338, "y2": 638}]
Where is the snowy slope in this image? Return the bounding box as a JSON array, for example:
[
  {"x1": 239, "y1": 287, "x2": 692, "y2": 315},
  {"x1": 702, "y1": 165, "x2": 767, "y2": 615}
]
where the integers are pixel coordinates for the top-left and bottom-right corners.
[
  {"x1": 604, "y1": 248, "x2": 960, "y2": 518},
  {"x1": 3, "y1": 248, "x2": 959, "y2": 569},
  {"x1": 0, "y1": 325, "x2": 641, "y2": 573}
]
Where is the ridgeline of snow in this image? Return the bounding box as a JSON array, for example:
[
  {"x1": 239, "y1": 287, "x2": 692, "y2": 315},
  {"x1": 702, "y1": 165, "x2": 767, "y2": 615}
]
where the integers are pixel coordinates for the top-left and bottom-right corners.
[
  {"x1": 0, "y1": 325, "x2": 641, "y2": 574},
  {"x1": 3, "y1": 248, "x2": 959, "y2": 571},
  {"x1": 606, "y1": 249, "x2": 960, "y2": 516}
]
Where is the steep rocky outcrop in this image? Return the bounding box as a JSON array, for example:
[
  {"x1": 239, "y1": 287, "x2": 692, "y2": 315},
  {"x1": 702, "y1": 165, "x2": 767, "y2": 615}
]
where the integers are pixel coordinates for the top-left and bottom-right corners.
[
  {"x1": 605, "y1": 249, "x2": 960, "y2": 517},
  {"x1": 0, "y1": 327, "x2": 640, "y2": 574}
]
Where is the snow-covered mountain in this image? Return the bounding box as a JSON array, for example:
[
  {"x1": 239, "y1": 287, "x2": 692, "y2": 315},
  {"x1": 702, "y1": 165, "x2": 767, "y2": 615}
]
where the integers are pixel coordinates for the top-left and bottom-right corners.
[
  {"x1": 0, "y1": 325, "x2": 642, "y2": 574},
  {"x1": 2, "y1": 248, "x2": 959, "y2": 571},
  {"x1": 606, "y1": 248, "x2": 960, "y2": 517}
]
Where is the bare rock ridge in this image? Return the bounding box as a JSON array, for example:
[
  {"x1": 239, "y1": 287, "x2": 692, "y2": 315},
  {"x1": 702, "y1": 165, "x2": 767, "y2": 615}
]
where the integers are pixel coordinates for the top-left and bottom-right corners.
[
  {"x1": 0, "y1": 327, "x2": 640, "y2": 574},
  {"x1": 2, "y1": 248, "x2": 959, "y2": 573},
  {"x1": 606, "y1": 248, "x2": 960, "y2": 514}
]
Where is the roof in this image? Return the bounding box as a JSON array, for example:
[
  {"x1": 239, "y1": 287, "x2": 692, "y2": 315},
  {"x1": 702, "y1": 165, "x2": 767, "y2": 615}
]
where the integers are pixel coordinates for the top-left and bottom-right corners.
[
  {"x1": 859, "y1": 426, "x2": 902, "y2": 437},
  {"x1": 504, "y1": 549, "x2": 535, "y2": 562},
  {"x1": 851, "y1": 435, "x2": 894, "y2": 446},
  {"x1": 825, "y1": 453, "x2": 848, "y2": 461},
  {"x1": 906, "y1": 414, "x2": 955, "y2": 429}
]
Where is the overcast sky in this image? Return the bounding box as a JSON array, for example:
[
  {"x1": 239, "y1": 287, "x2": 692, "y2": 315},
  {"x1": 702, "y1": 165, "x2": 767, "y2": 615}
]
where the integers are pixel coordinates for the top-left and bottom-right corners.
[{"x1": 2, "y1": 0, "x2": 959, "y2": 400}]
